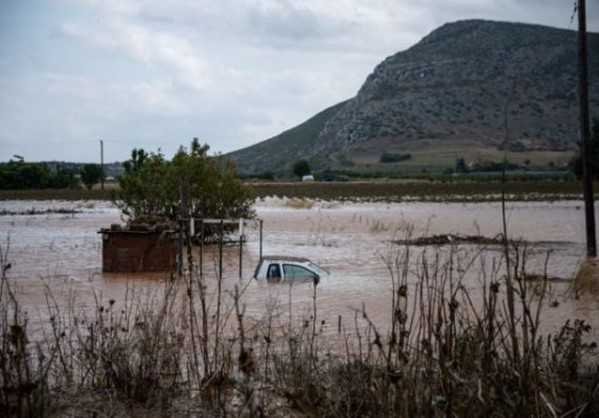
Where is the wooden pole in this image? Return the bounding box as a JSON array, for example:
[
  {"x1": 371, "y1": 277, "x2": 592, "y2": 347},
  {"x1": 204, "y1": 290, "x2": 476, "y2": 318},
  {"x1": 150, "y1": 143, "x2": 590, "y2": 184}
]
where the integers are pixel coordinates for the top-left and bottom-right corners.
[
  {"x1": 239, "y1": 219, "x2": 243, "y2": 278},
  {"x1": 259, "y1": 219, "x2": 263, "y2": 259},
  {"x1": 239, "y1": 234, "x2": 243, "y2": 278},
  {"x1": 178, "y1": 180, "x2": 184, "y2": 276},
  {"x1": 578, "y1": 0, "x2": 596, "y2": 257},
  {"x1": 200, "y1": 220, "x2": 204, "y2": 277},
  {"x1": 219, "y1": 220, "x2": 224, "y2": 279},
  {"x1": 100, "y1": 140, "x2": 105, "y2": 190}
]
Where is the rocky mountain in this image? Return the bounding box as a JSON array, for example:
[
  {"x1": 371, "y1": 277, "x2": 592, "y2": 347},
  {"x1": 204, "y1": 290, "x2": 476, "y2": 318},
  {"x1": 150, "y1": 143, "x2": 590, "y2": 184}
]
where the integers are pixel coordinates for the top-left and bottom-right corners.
[{"x1": 229, "y1": 20, "x2": 599, "y2": 175}]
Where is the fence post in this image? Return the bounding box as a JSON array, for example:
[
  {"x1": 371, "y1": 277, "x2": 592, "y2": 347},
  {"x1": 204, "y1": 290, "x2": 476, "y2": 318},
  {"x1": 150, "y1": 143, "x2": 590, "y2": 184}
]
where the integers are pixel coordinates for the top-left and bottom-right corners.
[
  {"x1": 239, "y1": 219, "x2": 243, "y2": 278},
  {"x1": 219, "y1": 219, "x2": 224, "y2": 279},
  {"x1": 200, "y1": 220, "x2": 204, "y2": 277},
  {"x1": 259, "y1": 219, "x2": 263, "y2": 259}
]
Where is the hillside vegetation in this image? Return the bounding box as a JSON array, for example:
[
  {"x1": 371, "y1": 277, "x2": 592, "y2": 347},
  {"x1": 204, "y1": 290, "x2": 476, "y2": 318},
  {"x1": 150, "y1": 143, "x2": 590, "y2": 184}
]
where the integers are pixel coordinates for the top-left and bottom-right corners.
[{"x1": 229, "y1": 20, "x2": 599, "y2": 176}]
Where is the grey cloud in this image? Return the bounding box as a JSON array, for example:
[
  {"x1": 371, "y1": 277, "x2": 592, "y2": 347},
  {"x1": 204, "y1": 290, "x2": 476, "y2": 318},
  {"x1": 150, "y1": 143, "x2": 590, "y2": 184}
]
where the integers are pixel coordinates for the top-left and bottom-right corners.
[{"x1": 247, "y1": 3, "x2": 338, "y2": 42}]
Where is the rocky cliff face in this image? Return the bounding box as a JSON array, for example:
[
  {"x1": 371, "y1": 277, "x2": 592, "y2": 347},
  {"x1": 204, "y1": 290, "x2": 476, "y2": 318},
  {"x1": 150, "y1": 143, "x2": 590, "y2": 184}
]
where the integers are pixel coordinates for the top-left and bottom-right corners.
[{"x1": 230, "y1": 20, "x2": 599, "y2": 175}]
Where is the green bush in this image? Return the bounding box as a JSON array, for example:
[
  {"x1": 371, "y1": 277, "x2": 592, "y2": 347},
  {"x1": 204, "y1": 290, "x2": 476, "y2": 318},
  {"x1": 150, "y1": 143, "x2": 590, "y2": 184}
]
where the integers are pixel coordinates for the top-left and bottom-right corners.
[
  {"x1": 379, "y1": 152, "x2": 412, "y2": 163},
  {"x1": 115, "y1": 138, "x2": 254, "y2": 225}
]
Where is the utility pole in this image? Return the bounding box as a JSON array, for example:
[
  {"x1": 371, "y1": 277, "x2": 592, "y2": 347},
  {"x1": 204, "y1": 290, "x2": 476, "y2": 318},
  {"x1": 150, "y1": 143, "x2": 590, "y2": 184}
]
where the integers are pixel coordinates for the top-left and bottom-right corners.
[
  {"x1": 578, "y1": 0, "x2": 596, "y2": 257},
  {"x1": 100, "y1": 140, "x2": 105, "y2": 191}
]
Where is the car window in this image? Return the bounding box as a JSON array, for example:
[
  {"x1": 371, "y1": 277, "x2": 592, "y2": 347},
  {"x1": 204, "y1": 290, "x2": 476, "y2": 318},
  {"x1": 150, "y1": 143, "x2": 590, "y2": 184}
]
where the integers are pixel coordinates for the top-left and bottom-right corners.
[
  {"x1": 283, "y1": 264, "x2": 315, "y2": 279},
  {"x1": 267, "y1": 263, "x2": 281, "y2": 279}
]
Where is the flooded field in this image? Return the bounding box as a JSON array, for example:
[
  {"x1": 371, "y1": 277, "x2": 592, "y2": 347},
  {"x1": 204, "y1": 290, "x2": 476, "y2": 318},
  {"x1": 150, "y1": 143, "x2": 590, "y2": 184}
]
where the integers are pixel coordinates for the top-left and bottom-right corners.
[{"x1": 1, "y1": 198, "x2": 599, "y2": 341}]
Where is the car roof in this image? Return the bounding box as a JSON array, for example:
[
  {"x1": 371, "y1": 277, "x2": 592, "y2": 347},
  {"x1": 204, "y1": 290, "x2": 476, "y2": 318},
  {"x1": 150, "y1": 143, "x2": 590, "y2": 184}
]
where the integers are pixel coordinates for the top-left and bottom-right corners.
[{"x1": 260, "y1": 255, "x2": 310, "y2": 263}]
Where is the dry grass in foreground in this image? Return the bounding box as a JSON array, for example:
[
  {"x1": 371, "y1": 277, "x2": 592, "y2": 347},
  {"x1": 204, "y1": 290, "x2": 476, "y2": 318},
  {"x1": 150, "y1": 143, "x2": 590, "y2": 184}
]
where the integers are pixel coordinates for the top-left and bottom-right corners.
[{"x1": 1, "y1": 236, "x2": 598, "y2": 417}]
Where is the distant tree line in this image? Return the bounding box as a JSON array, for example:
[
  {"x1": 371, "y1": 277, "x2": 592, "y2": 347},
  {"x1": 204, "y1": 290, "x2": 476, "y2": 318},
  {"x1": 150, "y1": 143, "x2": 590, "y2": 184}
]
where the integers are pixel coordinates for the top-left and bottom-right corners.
[{"x1": 0, "y1": 160, "x2": 80, "y2": 190}]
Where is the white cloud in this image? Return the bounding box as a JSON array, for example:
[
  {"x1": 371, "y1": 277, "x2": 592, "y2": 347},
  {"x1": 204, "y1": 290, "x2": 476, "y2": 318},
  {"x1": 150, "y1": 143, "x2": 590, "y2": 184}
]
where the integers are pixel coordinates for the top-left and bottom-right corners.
[
  {"x1": 60, "y1": 19, "x2": 211, "y2": 91},
  {"x1": 46, "y1": 73, "x2": 189, "y2": 118}
]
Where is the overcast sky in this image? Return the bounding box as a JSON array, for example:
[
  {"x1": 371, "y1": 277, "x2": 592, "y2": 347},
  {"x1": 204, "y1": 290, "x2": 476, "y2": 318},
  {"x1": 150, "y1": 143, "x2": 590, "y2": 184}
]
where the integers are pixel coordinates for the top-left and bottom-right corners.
[{"x1": 0, "y1": 0, "x2": 597, "y2": 163}]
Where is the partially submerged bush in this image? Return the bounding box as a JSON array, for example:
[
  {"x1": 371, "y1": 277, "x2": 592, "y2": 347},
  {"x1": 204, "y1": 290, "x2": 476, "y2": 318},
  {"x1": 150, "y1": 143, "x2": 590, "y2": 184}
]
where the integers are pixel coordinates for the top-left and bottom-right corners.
[{"x1": 115, "y1": 138, "x2": 255, "y2": 226}]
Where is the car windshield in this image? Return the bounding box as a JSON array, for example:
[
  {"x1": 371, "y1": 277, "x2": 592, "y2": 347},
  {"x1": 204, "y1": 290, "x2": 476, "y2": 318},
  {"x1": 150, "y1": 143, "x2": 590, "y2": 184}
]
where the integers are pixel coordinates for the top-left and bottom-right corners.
[{"x1": 307, "y1": 262, "x2": 330, "y2": 276}]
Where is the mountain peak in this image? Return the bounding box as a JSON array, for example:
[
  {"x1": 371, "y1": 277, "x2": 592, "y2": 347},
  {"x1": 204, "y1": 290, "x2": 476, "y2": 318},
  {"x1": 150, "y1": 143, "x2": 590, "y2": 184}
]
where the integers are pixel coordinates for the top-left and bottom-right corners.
[{"x1": 229, "y1": 20, "x2": 598, "y2": 176}]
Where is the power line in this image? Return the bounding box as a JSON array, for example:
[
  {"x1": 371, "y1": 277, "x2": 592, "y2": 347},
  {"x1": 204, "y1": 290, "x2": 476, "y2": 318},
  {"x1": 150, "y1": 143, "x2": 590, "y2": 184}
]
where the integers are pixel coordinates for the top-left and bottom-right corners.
[
  {"x1": 0, "y1": 139, "x2": 173, "y2": 147},
  {"x1": 0, "y1": 140, "x2": 92, "y2": 147}
]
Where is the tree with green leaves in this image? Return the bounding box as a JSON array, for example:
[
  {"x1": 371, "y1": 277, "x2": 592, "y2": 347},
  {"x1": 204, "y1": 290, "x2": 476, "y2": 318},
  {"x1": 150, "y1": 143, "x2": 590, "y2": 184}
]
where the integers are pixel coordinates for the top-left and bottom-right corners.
[
  {"x1": 569, "y1": 118, "x2": 599, "y2": 180},
  {"x1": 455, "y1": 157, "x2": 468, "y2": 174},
  {"x1": 0, "y1": 160, "x2": 78, "y2": 190},
  {"x1": 292, "y1": 160, "x2": 311, "y2": 180},
  {"x1": 115, "y1": 139, "x2": 254, "y2": 225},
  {"x1": 117, "y1": 148, "x2": 170, "y2": 222},
  {"x1": 80, "y1": 163, "x2": 103, "y2": 190}
]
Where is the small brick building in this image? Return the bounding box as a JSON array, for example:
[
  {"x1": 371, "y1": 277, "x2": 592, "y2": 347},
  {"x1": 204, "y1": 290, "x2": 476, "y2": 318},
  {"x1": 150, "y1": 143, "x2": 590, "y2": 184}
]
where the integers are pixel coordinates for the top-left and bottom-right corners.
[{"x1": 100, "y1": 224, "x2": 178, "y2": 273}]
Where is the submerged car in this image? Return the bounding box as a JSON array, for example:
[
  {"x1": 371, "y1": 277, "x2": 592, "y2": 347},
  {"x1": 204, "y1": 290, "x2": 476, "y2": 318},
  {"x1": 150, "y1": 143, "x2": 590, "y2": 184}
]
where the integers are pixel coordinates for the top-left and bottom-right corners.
[{"x1": 253, "y1": 256, "x2": 330, "y2": 282}]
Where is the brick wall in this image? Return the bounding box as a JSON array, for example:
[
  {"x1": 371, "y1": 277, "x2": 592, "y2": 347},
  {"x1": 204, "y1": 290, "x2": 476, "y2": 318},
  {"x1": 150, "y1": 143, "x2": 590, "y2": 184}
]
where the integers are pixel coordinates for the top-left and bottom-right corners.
[{"x1": 101, "y1": 229, "x2": 178, "y2": 273}]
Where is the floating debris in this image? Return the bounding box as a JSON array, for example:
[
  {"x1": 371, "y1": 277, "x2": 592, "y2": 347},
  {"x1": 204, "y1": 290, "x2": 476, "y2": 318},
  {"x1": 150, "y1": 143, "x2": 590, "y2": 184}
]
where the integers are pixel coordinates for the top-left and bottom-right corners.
[{"x1": 395, "y1": 234, "x2": 506, "y2": 246}]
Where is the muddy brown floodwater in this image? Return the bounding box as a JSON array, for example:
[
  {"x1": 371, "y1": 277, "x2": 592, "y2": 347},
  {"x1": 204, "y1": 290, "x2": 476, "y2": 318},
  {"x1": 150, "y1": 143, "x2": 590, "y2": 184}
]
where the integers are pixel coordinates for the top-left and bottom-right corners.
[{"x1": 1, "y1": 198, "x2": 599, "y2": 344}]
